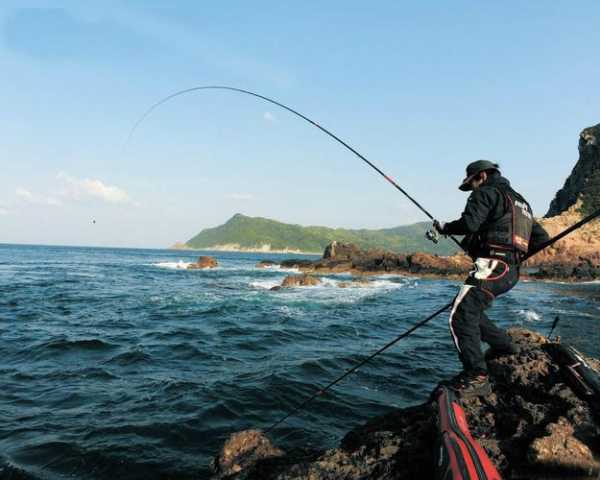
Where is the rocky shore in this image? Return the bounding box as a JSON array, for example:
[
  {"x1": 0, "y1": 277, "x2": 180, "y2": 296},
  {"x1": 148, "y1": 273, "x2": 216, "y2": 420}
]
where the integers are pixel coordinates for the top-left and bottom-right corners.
[
  {"x1": 211, "y1": 329, "x2": 600, "y2": 479},
  {"x1": 258, "y1": 235, "x2": 599, "y2": 282}
]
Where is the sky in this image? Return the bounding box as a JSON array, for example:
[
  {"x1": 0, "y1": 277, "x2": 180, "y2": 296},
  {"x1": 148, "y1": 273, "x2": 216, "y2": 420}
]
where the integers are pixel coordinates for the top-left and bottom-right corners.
[{"x1": 1, "y1": 1, "x2": 599, "y2": 248}]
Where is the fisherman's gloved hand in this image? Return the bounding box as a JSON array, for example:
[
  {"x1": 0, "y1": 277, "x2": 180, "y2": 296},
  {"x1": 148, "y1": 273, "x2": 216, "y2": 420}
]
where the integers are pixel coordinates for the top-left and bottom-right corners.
[{"x1": 433, "y1": 220, "x2": 447, "y2": 234}]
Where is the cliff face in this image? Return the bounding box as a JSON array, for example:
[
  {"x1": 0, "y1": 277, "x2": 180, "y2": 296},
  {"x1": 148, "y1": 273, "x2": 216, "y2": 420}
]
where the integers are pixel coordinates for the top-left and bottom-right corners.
[
  {"x1": 523, "y1": 123, "x2": 600, "y2": 279},
  {"x1": 546, "y1": 123, "x2": 600, "y2": 217}
]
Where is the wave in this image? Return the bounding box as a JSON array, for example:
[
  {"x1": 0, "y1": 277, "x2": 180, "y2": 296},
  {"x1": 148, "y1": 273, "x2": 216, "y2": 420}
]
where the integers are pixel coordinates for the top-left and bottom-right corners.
[
  {"x1": 516, "y1": 309, "x2": 542, "y2": 322},
  {"x1": 41, "y1": 338, "x2": 116, "y2": 352},
  {"x1": 255, "y1": 264, "x2": 301, "y2": 273},
  {"x1": 105, "y1": 349, "x2": 152, "y2": 366},
  {"x1": 250, "y1": 276, "x2": 408, "y2": 291},
  {"x1": 151, "y1": 261, "x2": 192, "y2": 269},
  {"x1": 250, "y1": 279, "x2": 281, "y2": 290}
]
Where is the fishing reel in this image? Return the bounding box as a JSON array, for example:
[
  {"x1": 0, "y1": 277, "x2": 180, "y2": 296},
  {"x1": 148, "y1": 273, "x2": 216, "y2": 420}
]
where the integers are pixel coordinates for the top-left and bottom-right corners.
[{"x1": 426, "y1": 228, "x2": 439, "y2": 244}]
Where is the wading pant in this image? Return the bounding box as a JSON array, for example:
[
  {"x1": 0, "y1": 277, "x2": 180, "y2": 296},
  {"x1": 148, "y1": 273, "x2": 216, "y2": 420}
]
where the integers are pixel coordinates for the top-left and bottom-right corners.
[{"x1": 448, "y1": 257, "x2": 519, "y2": 374}]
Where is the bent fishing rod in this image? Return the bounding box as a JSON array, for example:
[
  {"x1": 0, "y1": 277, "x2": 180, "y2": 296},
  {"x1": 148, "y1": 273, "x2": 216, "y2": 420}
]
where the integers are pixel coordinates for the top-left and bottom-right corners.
[
  {"x1": 264, "y1": 205, "x2": 600, "y2": 433},
  {"x1": 127, "y1": 85, "x2": 462, "y2": 250}
]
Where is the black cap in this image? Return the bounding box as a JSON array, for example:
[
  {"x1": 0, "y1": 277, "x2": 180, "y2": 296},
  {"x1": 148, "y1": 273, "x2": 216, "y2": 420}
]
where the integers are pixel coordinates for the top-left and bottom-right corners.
[{"x1": 459, "y1": 160, "x2": 500, "y2": 191}]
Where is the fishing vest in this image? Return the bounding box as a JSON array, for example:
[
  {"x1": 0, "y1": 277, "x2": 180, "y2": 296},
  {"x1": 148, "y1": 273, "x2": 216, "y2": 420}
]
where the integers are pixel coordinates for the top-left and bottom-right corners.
[{"x1": 481, "y1": 185, "x2": 534, "y2": 254}]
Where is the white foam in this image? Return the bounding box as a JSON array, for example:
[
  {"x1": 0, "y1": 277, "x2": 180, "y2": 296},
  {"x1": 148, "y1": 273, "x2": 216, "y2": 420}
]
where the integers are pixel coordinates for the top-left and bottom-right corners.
[
  {"x1": 320, "y1": 277, "x2": 407, "y2": 290},
  {"x1": 250, "y1": 279, "x2": 281, "y2": 290},
  {"x1": 256, "y1": 265, "x2": 301, "y2": 273},
  {"x1": 252, "y1": 275, "x2": 409, "y2": 306},
  {"x1": 152, "y1": 261, "x2": 193, "y2": 270},
  {"x1": 517, "y1": 309, "x2": 542, "y2": 322}
]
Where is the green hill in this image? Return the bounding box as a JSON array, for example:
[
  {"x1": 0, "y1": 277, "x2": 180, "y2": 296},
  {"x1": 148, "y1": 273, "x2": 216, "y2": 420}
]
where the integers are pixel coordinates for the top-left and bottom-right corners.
[{"x1": 184, "y1": 213, "x2": 459, "y2": 255}]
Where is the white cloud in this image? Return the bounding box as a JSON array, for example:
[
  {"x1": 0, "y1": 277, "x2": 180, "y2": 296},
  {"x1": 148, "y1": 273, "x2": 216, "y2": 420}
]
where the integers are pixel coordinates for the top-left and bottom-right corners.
[
  {"x1": 57, "y1": 172, "x2": 133, "y2": 205},
  {"x1": 16, "y1": 187, "x2": 62, "y2": 206},
  {"x1": 16, "y1": 187, "x2": 33, "y2": 201},
  {"x1": 263, "y1": 111, "x2": 276, "y2": 123},
  {"x1": 228, "y1": 193, "x2": 254, "y2": 201},
  {"x1": 0, "y1": 207, "x2": 8, "y2": 216}
]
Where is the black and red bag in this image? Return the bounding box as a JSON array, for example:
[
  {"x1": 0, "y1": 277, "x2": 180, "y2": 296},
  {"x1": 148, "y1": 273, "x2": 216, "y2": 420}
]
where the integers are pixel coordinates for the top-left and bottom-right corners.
[{"x1": 435, "y1": 387, "x2": 502, "y2": 480}]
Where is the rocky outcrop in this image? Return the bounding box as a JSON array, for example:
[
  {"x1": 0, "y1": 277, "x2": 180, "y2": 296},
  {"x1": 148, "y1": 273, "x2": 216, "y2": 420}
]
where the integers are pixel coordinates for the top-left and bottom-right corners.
[
  {"x1": 280, "y1": 274, "x2": 322, "y2": 288},
  {"x1": 322, "y1": 241, "x2": 362, "y2": 261},
  {"x1": 546, "y1": 123, "x2": 600, "y2": 217},
  {"x1": 187, "y1": 256, "x2": 218, "y2": 269},
  {"x1": 273, "y1": 242, "x2": 471, "y2": 279},
  {"x1": 211, "y1": 329, "x2": 600, "y2": 479}
]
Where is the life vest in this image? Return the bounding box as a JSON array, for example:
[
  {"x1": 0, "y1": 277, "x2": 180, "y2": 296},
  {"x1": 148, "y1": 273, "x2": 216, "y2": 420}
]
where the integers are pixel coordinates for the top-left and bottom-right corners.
[{"x1": 480, "y1": 185, "x2": 534, "y2": 254}]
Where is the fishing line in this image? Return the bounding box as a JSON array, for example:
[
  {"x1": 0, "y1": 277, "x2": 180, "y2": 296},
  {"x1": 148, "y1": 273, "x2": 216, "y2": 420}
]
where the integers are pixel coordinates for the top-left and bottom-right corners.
[{"x1": 126, "y1": 85, "x2": 462, "y2": 250}]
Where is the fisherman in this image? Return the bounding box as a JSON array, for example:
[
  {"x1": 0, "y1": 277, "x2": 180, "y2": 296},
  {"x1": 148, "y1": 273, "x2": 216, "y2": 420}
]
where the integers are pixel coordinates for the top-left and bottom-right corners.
[{"x1": 434, "y1": 160, "x2": 549, "y2": 398}]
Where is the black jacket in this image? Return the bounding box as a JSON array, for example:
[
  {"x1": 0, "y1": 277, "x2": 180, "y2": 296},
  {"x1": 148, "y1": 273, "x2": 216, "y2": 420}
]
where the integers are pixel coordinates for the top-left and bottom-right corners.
[{"x1": 442, "y1": 173, "x2": 549, "y2": 256}]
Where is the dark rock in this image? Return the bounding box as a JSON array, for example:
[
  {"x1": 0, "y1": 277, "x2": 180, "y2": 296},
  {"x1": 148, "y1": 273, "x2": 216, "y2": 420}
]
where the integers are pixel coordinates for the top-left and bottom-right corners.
[
  {"x1": 280, "y1": 259, "x2": 315, "y2": 269},
  {"x1": 546, "y1": 123, "x2": 600, "y2": 217}
]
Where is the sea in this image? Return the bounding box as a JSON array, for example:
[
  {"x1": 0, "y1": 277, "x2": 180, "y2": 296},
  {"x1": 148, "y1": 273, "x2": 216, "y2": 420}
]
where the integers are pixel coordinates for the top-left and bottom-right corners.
[{"x1": 1, "y1": 243, "x2": 599, "y2": 480}]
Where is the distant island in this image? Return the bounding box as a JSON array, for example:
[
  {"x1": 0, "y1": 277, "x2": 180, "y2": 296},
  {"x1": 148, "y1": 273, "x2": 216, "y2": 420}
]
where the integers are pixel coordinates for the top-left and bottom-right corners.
[{"x1": 172, "y1": 213, "x2": 459, "y2": 256}]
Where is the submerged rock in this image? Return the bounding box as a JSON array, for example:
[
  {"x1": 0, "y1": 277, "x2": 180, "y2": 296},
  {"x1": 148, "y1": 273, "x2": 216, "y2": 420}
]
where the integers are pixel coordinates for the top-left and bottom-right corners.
[
  {"x1": 211, "y1": 328, "x2": 600, "y2": 479},
  {"x1": 280, "y1": 274, "x2": 321, "y2": 288}
]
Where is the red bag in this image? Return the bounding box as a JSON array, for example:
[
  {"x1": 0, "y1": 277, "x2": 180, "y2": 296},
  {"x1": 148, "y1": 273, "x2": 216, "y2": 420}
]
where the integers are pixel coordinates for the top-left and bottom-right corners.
[{"x1": 435, "y1": 387, "x2": 502, "y2": 480}]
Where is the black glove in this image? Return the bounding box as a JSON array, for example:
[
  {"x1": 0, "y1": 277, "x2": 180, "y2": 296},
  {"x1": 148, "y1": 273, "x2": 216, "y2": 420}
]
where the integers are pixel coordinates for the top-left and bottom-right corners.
[{"x1": 433, "y1": 220, "x2": 447, "y2": 234}]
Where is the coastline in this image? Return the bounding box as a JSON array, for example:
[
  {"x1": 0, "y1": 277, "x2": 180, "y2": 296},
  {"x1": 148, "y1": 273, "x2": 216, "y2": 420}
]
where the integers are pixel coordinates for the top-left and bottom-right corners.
[{"x1": 170, "y1": 244, "x2": 321, "y2": 255}]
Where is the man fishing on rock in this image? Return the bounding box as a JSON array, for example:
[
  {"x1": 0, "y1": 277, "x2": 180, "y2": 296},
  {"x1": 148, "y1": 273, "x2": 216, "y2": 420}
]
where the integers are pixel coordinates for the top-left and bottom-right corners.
[{"x1": 434, "y1": 160, "x2": 549, "y2": 398}]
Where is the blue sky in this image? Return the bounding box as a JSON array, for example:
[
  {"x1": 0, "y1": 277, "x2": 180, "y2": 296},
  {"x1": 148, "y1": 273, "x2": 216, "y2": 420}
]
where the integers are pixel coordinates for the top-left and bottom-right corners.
[{"x1": 1, "y1": 2, "x2": 599, "y2": 247}]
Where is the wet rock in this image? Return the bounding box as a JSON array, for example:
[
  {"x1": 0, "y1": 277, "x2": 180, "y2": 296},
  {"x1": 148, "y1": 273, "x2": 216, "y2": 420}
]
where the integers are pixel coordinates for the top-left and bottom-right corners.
[
  {"x1": 187, "y1": 256, "x2": 218, "y2": 269},
  {"x1": 210, "y1": 429, "x2": 284, "y2": 479},
  {"x1": 281, "y1": 274, "x2": 321, "y2": 288}
]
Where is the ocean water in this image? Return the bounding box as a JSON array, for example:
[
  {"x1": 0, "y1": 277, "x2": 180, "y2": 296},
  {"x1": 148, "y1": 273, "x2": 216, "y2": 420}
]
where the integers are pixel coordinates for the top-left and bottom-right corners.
[{"x1": 0, "y1": 244, "x2": 599, "y2": 479}]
